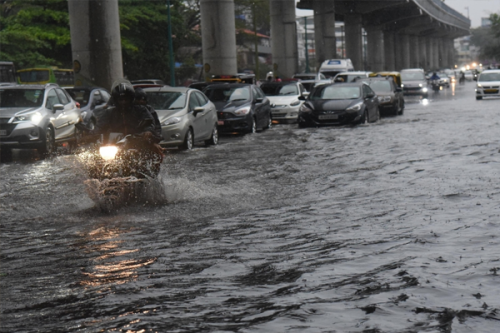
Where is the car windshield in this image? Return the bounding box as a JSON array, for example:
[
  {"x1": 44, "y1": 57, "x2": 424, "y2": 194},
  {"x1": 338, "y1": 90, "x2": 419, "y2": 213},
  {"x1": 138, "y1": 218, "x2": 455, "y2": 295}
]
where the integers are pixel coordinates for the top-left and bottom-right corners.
[
  {"x1": 336, "y1": 74, "x2": 364, "y2": 83},
  {"x1": 66, "y1": 89, "x2": 91, "y2": 107},
  {"x1": 369, "y1": 81, "x2": 392, "y2": 92},
  {"x1": 401, "y1": 72, "x2": 425, "y2": 81},
  {"x1": 146, "y1": 91, "x2": 186, "y2": 110},
  {"x1": 479, "y1": 72, "x2": 500, "y2": 82},
  {"x1": 310, "y1": 85, "x2": 360, "y2": 100},
  {"x1": 18, "y1": 70, "x2": 50, "y2": 83},
  {"x1": 205, "y1": 86, "x2": 250, "y2": 102},
  {"x1": 0, "y1": 89, "x2": 45, "y2": 108},
  {"x1": 260, "y1": 84, "x2": 298, "y2": 96}
]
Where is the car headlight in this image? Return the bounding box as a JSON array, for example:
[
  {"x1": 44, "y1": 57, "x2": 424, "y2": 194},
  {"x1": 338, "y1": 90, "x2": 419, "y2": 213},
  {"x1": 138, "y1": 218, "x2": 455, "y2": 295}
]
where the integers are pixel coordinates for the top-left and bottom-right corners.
[
  {"x1": 163, "y1": 116, "x2": 182, "y2": 125},
  {"x1": 12, "y1": 111, "x2": 43, "y2": 125},
  {"x1": 422, "y1": 87, "x2": 428, "y2": 93},
  {"x1": 346, "y1": 102, "x2": 363, "y2": 113},
  {"x1": 299, "y1": 103, "x2": 312, "y2": 113},
  {"x1": 234, "y1": 106, "x2": 251, "y2": 115},
  {"x1": 290, "y1": 100, "x2": 301, "y2": 107},
  {"x1": 419, "y1": 83, "x2": 423, "y2": 87},
  {"x1": 401, "y1": 84, "x2": 404, "y2": 88},
  {"x1": 477, "y1": 83, "x2": 482, "y2": 88}
]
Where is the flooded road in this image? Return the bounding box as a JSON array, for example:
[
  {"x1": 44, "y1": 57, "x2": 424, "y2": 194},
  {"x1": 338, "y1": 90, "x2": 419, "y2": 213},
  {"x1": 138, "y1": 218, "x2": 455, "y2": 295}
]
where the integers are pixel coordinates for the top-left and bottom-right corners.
[{"x1": 1, "y1": 81, "x2": 499, "y2": 332}]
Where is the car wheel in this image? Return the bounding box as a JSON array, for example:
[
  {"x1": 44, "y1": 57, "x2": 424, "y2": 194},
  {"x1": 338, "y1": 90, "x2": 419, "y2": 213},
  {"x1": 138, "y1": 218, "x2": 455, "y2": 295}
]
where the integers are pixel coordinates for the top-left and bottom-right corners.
[
  {"x1": 376, "y1": 107, "x2": 381, "y2": 122},
  {"x1": 247, "y1": 117, "x2": 257, "y2": 134},
  {"x1": 266, "y1": 114, "x2": 272, "y2": 129},
  {"x1": 476, "y1": 96, "x2": 482, "y2": 100},
  {"x1": 37, "y1": 126, "x2": 55, "y2": 157},
  {"x1": 181, "y1": 128, "x2": 194, "y2": 150},
  {"x1": 88, "y1": 118, "x2": 96, "y2": 131},
  {"x1": 298, "y1": 121, "x2": 307, "y2": 128},
  {"x1": 205, "y1": 125, "x2": 218, "y2": 146},
  {"x1": 399, "y1": 101, "x2": 405, "y2": 115},
  {"x1": 69, "y1": 124, "x2": 83, "y2": 152},
  {"x1": 357, "y1": 110, "x2": 366, "y2": 125}
]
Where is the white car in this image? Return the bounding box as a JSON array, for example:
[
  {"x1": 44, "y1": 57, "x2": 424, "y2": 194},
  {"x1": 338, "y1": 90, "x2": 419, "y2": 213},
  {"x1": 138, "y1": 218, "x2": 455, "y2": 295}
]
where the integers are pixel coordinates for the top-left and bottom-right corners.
[
  {"x1": 333, "y1": 71, "x2": 372, "y2": 83},
  {"x1": 260, "y1": 81, "x2": 308, "y2": 123},
  {"x1": 464, "y1": 70, "x2": 474, "y2": 81},
  {"x1": 475, "y1": 69, "x2": 500, "y2": 100}
]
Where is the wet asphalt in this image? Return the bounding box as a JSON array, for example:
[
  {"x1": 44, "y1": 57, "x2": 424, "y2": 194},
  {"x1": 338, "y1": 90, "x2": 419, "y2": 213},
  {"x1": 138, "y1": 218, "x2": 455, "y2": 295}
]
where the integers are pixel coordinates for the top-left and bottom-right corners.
[{"x1": 1, "y1": 81, "x2": 499, "y2": 332}]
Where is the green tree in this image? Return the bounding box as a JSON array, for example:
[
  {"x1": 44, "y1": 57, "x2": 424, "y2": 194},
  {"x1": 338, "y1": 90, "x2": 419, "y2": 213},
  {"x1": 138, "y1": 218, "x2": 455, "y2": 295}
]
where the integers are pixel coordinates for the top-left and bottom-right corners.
[
  {"x1": 0, "y1": 0, "x2": 72, "y2": 68},
  {"x1": 470, "y1": 12, "x2": 500, "y2": 64}
]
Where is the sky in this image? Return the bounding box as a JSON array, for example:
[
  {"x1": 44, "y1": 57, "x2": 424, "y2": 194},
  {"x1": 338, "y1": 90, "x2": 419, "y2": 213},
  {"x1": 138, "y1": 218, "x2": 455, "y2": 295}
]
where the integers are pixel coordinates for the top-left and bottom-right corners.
[{"x1": 295, "y1": 0, "x2": 500, "y2": 28}]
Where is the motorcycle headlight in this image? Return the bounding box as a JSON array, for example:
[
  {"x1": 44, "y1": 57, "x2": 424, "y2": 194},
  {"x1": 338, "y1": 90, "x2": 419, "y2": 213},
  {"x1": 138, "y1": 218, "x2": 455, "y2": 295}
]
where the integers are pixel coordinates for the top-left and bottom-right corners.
[
  {"x1": 99, "y1": 146, "x2": 118, "y2": 161},
  {"x1": 234, "y1": 106, "x2": 251, "y2": 115},
  {"x1": 12, "y1": 111, "x2": 43, "y2": 125},
  {"x1": 163, "y1": 116, "x2": 182, "y2": 126},
  {"x1": 346, "y1": 102, "x2": 363, "y2": 113},
  {"x1": 299, "y1": 103, "x2": 312, "y2": 113},
  {"x1": 290, "y1": 100, "x2": 301, "y2": 107}
]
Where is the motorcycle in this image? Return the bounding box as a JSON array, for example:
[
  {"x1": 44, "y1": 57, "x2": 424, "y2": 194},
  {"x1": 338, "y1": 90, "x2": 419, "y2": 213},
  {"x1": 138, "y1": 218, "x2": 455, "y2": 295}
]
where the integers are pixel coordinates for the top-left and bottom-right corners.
[
  {"x1": 78, "y1": 120, "x2": 165, "y2": 211},
  {"x1": 431, "y1": 79, "x2": 441, "y2": 92}
]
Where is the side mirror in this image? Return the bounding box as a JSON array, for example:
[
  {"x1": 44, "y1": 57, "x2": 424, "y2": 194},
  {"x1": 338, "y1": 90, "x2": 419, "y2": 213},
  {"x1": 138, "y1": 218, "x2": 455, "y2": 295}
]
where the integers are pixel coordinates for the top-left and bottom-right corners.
[
  {"x1": 302, "y1": 91, "x2": 310, "y2": 97},
  {"x1": 298, "y1": 95, "x2": 306, "y2": 101},
  {"x1": 53, "y1": 104, "x2": 64, "y2": 112},
  {"x1": 255, "y1": 97, "x2": 264, "y2": 104},
  {"x1": 193, "y1": 106, "x2": 204, "y2": 115},
  {"x1": 366, "y1": 92, "x2": 375, "y2": 99}
]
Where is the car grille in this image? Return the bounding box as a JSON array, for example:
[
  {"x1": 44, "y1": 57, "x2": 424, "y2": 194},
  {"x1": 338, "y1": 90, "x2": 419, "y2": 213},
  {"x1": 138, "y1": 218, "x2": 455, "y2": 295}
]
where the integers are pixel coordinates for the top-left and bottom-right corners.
[
  {"x1": 218, "y1": 112, "x2": 234, "y2": 119},
  {"x1": 481, "y1": 86, "x2": 500, "y2": 89}
]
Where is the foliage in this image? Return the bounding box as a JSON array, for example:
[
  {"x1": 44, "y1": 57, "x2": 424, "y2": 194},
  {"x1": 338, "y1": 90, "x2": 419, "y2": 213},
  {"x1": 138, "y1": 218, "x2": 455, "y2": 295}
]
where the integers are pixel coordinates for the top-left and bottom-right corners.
[
  {"x1": 470, "y1": 12, "x2": 500, "y2": 63},
  {"x1": 0, "y1": 0, "x2": 72, "y2": 68}
]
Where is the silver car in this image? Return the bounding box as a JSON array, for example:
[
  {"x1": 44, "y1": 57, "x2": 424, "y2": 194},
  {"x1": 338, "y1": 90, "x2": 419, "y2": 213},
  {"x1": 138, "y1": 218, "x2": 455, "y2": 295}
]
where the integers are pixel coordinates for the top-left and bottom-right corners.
[
  {"x1": 144, "y1": 86, "x2": 218, "y2": 150},
  {"x1": 0, "y1": 83, "x2": 81, "y2": 157}
]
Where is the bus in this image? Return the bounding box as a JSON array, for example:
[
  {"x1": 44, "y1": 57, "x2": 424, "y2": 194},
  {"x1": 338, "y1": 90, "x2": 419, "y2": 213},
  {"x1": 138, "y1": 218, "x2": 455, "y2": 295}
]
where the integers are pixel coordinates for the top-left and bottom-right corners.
[
  {"x1": 17, "y1": 67, "x2": 74, "y2": 86},
  {"x1": 0, "y1": 61, "x2": 17, "y2": 84}
]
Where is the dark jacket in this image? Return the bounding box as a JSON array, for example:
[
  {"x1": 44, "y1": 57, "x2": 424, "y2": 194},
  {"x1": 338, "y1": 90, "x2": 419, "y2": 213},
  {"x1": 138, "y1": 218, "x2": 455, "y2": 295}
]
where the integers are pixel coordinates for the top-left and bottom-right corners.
[{"x1": 144, "y1": 104, "x2": 163, "y2": 144}]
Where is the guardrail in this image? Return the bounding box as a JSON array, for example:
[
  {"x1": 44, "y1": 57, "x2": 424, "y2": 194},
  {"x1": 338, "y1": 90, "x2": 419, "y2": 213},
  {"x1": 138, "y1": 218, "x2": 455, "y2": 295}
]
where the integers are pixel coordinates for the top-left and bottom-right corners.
[{"x1": 414, "y1": 0, "x2": 470, "y2": 31}]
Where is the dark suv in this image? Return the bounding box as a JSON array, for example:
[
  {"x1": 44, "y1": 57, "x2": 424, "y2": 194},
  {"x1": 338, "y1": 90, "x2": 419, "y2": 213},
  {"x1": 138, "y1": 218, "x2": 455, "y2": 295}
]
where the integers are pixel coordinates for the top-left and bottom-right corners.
[
  {"x1": 0, "y1": 83, "x2": 81, "y2": 157},
  {"x1": 204, "y1": 84, "x2": 271, "y2": 134}
]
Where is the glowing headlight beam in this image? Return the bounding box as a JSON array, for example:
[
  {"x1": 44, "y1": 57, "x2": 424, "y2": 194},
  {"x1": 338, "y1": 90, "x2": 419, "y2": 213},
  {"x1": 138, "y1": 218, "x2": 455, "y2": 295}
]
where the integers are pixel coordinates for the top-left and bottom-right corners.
[{"x1": 99, "y1": 146, "x2": 118, "y2": 161}]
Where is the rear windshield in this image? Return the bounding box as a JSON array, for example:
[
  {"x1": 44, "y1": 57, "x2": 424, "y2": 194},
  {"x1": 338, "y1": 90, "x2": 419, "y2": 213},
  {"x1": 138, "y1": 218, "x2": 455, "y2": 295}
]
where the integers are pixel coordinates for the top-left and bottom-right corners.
[
  {"x1": 401, "y1": 71, "x2": 425, "y2": 81},
  {"x1": 0, "y1": 89, "x2": 45, "y2": 108},
  {"x1": 146, "y1": 91, "x2": 186, "y2": 110},
  {"x1": 369, "y1": 81, "x2": 392, "y2": 92},
  {"x1": 310, "y1": 85, "x2": 360, "y2": 100},
  {"x1": 205, "y1": 86, "x2": 251, "y2": 102},
  {"x1": 66, "y1": 89, "x2": 91, "y2": 107},
  {"x1": 54, "y1": 70, "x2": 74, "y2": 86},
  {"x1": 479, "y1": 72, "x2": 500, "y2": 82},
  {"x1": 260, "y1": 83, "x2": 298, "y2": 96}
]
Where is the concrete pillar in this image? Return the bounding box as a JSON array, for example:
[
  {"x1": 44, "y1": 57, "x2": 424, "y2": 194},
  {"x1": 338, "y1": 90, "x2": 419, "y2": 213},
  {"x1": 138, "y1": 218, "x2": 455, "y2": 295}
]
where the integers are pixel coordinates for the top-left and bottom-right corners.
[
  {"x1": 200, "y1": 0, "x2": 237, "y2": 80},
  {"x1": 313, "y1": 0, "x2": 336, "y2": 67},
  {"x1": 432, "y1": 38, "x2": 439, "y2": 70},
  {"x1": 344, "y1": 14, "x2": 363, "y2": 71},
  {"x1": 270, "y1": 0, "x2": 298, "y2": 78},
  {"x1": 365, "y1": 25, "x2": 384, "y2": 72},
  {"x1": 68, "y1": 0, "x2": 123, "y2": 89},
  {"x1": 384, "y1": 30, "x2": 396, "y2": 71},
  {"x1": 419, "y1": 36, "x2": 427, "y2": 70},
  {"x1": 426, "y1": 37, "x2": 434, "y2": 70},
  {"x1": 448, "y1": 39, "x2": 455, "y2": 68},
  {"x1": 409, "y1": 35, "x2": 420, "y2": 68},
  {"x1": 400, "y1": 33, "x2": 410, "y2": 69}
]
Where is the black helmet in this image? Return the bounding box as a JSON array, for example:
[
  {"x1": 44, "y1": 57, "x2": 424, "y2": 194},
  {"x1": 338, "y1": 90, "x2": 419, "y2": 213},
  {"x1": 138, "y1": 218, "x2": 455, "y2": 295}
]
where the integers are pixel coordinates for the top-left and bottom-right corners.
[
  {"x1": 111, "y1": 79, "x2": 135, "y2": 102},
  {"x1": 134, "y1": 87, "x2": 147, "y2": 102}
]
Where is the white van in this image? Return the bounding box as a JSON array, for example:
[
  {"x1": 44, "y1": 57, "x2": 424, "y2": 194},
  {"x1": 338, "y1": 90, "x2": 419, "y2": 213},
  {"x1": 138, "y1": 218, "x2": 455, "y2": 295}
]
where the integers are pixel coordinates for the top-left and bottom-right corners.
[{"x1": 319, "y1": 59, "x2": 354, "y2": 79}]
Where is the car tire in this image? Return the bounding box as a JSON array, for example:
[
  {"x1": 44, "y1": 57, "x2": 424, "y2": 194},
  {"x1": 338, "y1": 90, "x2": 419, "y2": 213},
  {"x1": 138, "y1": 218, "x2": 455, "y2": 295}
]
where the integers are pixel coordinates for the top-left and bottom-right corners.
[
  {"x1": 266, "y1": 114, "x2": 272, "y2": 129},
  {"x1": 247, "y1": 117, "x2": 257, "y2": 134},
  {"x1": 181, "y1": 128, "x2": 194, "y2": 150},
  {"x1": 356, "y1": 110, "x2": 366, "y2": 125},
  {"x1": 205, "y1": 125, "x2": 218, "y2": 146},
  {"x1": 37, "y1": 126, "x2": 55, "y2": 158},
  {"x1": 88, "y1": 118, "x2": 96, "y2": 131},
  {"x1": 298, "y1": 121, "x2": 307, "y2": 128},
  {"x1": 476, "y1": 96, "x2": 482, "y2": 100},
  {"x1": 376, "y1": 107, "x2": 381, "y2": 122},
  {"x1": 399, "y1": 101, "x2": 405, "y2": 115},
  {"x1": 69, "y1": 124, "x2": 83, "y2": 152}
]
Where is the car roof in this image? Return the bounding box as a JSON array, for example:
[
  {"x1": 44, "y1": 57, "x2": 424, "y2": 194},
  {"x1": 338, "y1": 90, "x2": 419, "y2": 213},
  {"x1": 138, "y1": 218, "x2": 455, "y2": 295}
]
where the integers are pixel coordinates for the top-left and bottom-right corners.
[
  {"x1": 205, "y1": 83, "x2": 252, "y2": 88},
  {"x1": 0, "y1": 84, "x2": 54, "y2": 89},
  {"x1": 64, "y1": 86, "x2": 104, "y2": 91},
  {"x1": 142, "y1": 86, "x2": 190, "y2": 93},
  {"x1": 321, "y1": 82, "x2": 365, "y2": 88},
  {"x1": 336, "y1": 71, "x2": 371, "y2": 75},
  {"x1": 481, "y1": 69, "x2": 500, "y2": 73}
]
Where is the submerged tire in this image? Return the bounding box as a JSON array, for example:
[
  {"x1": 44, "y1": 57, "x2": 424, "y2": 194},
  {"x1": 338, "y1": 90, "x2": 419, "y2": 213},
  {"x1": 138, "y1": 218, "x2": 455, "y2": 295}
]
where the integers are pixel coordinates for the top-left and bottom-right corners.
[
  {"x1": 37, "y1": 126, "x2": 55, "y2": 158},
  {"x1": 205, "y1": 125, "x2": 219, "y2": 146},
  {"x1": 181, "y1": 128, "x2": 194, "y2": 150}
]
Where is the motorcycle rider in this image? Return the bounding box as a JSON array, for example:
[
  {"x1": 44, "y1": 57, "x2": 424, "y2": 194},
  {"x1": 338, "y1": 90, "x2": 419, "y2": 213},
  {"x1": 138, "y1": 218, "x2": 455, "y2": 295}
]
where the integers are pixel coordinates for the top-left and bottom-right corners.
[
  {"x1": 429, "y1": 72, "x2": 440, "y2": 81},
  {"x1": 76, "y1": 79, "x2": 163, "y2": 156},
  {"x1": 133, "y1": 87, "x2": 162, "y2": 143}
]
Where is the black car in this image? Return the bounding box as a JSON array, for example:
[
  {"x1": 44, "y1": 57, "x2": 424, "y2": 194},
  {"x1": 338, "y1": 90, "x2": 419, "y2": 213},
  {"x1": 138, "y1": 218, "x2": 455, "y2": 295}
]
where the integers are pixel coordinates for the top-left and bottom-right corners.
[
  {"x1": 64, "y1": 87, "x2": 110, "y2": 130},
  {"x1": 298, "y1": 82, "x2": 379, "y2": 127},
  {"x1": 204, "y1": 83, "x2": 271, "y2": 134},
  {"x1": 366, "y1": 77, "x2": 405, "y2": 116}
]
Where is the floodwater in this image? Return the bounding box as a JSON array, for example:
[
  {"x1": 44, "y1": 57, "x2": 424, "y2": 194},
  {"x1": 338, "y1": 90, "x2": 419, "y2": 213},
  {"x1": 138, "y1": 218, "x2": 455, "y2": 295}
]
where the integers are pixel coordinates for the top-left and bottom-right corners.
[{"x1": 1, "y1": 81, "x2": 499, "y2": 332}]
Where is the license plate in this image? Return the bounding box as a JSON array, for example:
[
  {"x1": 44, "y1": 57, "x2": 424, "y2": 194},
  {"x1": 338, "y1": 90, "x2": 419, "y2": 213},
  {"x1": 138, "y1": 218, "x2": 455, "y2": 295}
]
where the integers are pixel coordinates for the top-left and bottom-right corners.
[
  {"x1": 0, "y1": 130, "x2": 6, "y2": 136},
  {"x1": 485, "y1": 89, "x2": 498, "y2": 93},
  {"x1": 217, "y1": 120, "x2": 224, "y2": 126},
  {"x1": 319, "y1": 114, "x2": 338, "y2": 120}
]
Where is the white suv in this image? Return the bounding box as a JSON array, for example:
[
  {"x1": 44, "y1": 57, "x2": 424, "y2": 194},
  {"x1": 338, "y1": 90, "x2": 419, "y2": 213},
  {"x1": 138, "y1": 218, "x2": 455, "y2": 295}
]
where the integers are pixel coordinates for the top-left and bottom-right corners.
[{"x1": 475, "y1": 70, "x2": 500, "y2": 100}]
